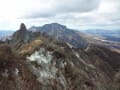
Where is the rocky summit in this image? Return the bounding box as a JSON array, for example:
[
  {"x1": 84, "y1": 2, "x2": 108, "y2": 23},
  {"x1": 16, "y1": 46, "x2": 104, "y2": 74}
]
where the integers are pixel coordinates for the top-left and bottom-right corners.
[
  {"x1": 11, "y1": 23, "x2": 33, "y2": 50},
  {"x1": 0, "y1": 23, "x2": 120, "y2": 90}
]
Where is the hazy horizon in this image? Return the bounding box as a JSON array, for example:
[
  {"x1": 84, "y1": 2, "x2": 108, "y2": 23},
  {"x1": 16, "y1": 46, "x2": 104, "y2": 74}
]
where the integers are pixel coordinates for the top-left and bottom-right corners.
[{"x1": 0, "y1": 0, "x2": 120, "y2": 30}]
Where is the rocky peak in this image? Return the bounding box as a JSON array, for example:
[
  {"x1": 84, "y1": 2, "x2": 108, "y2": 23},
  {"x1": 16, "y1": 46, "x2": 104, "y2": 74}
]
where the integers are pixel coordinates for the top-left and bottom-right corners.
[
  {"x1": 19, "y1": 23, "x2": 27, "y2": 31},
  {"x1": 38, "y1": 23, "x2": 67, "y2": 34},
  {"x1": 11, "y1": 23, "x2": 32, "y2": 49},
  {"x1": 43, "y1": 23, "x2": 67, "y2": 29},
  {"x1": 50, "y1": 23, "x2": 66, "y2": 29}
]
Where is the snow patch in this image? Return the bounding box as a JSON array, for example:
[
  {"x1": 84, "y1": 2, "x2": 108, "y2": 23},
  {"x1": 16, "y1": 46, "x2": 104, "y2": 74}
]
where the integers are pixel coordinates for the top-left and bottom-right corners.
[
  {"x1": 27, "y1": 48, "x2": 67, "y2": 88},
  {"x1": 27, "y1": 48, "x2": 52, "y2": 64},
  {"x1": 15, "y1": 68, "x2": 19, "y2": 76}
]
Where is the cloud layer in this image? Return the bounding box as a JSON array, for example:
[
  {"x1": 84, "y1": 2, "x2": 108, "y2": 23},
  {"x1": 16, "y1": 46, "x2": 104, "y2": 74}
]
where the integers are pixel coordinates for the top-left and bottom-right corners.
[
  {"x1": 0, "y1": 0, "x2": 120, "y2": 30},
  {"x1": 22, "y1": 0, "x2": 100, "y2": 18}
]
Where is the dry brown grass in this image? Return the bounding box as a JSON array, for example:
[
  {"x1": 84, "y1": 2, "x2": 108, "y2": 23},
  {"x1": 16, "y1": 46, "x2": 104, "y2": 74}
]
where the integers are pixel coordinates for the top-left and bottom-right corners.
[
  {"x1": 19, "y1": 39, "x2": 43, "y2": 56},
  {"x1": 0, "y1": 44, "x2": 41, "y2": 90}
]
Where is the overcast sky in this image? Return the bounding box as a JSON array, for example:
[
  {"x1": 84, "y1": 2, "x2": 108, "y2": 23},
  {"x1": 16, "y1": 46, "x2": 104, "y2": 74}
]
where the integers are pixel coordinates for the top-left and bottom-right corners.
[{"x1": 0, "y1": 0, "x2": 120, "y2": 30}]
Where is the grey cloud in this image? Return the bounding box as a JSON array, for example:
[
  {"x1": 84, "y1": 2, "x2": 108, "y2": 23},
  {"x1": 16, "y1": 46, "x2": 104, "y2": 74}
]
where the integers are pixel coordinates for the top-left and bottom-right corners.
[
  {"x1": 21, "y1": 0, "x2": 120, "y2": 30},
  {"x1": 22, "y1": 0, "x2": 101, "y2": 19},
  {"x1": 22, "y1": 12, "x2": 55, "y2": 19},
  {"x1": 55, "y1": 0, "x2": 100, "y2": 13}
]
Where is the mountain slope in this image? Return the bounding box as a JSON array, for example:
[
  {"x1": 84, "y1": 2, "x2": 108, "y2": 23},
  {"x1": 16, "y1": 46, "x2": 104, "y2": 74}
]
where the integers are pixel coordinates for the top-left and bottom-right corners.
[
  {"x1": 5, "y1": 23, "x2": 120, "y2": 90},
  {"x1": 0, "y1": 44, "x2": 41, "y2": 90},
  {"x1": 0, "y1": 23, "x2": 120, "y2": 90},
  {"x1": 29, "y1": 23, "x2": 120, "y2": 49},
  {"x1": 29, "y1": 23, "x2": 89, "y2": 48}
]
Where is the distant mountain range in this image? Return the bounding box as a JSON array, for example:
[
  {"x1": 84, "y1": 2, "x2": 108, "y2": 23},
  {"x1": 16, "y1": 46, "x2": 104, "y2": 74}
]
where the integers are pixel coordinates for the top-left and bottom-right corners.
[
  {"x1": 1, "y1": 24, "x2": 120, "y2": 43},
  {"x1": 81, "y1": 29, "x2": 120, "y2": 42},
  {"x1": 0, "y1": 31, "x2": 14, "y2": 36},
  {"x1": 0, "y1": 31, "x2": 14, "y2": 41}
]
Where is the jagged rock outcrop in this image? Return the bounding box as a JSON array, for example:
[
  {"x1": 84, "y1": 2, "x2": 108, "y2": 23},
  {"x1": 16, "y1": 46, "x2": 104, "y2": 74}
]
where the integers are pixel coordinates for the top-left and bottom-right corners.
[{"x1": 11, "y1": 23, "x2": 33, "y2": 50}]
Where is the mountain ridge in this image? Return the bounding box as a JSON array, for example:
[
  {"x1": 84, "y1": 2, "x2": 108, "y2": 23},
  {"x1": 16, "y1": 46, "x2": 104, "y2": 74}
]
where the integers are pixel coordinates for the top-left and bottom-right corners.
[
  {"x1": 0, "y1": 23, "x2": 120, "y2": 90},
  {"x1": 29, "y1": 23, "x2": 120, "y2": 49}
]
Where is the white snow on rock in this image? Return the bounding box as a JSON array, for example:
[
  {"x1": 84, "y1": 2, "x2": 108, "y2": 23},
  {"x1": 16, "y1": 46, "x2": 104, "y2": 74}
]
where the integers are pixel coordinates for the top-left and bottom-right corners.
[
  {"x1": 27, "y1": 48, "x2": 67, "y2": 87},
  {"x1": 15, "y1": 68, "x2": 19, "y2": 76}
]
